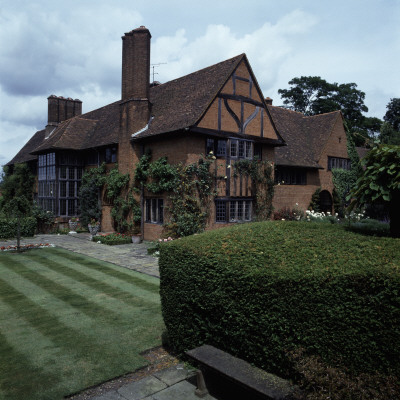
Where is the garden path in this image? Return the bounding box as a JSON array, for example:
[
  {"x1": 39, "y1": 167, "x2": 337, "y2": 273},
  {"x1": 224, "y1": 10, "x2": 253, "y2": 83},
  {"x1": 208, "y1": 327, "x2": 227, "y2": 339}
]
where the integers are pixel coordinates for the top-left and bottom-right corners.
[{"x1": 0, "y1": 232, "x2": 160, "y2": 277}]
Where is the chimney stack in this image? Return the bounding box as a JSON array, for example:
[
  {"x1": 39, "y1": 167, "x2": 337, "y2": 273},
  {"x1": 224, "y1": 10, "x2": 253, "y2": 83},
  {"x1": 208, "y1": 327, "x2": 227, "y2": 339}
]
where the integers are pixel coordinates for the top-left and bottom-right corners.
[
  {"x1": 265, "y1": 97, "x2": 273, "y2": 105},
  {"x1": 46, "y1": 95, "x2": 82, "y2": 137},
  {"x1": 121, "y1": 26, "x2": 151, "y2": 100}
]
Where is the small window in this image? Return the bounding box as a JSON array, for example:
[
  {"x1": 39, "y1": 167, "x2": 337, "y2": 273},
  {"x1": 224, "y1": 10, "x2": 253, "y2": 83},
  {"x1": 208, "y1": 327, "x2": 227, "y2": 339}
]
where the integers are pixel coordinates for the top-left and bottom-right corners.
[
  {"x1": 328, "y1": 156, "x2": 351, "y2": 171},
  {"x1": 275, "y1": 167, "x2": 307, "y2": 185},
  {"x1": 216, "y1": 199, "x2": 252, "y2": 223},
  {"x1": 215, "y1": 200, "x2": 227, "y2": 222},
  {"x1": 216, "y1": 140, "x2": 227, "y2": 157},
  {"x1": 145, "y1": 198, "x2": 164, "y2": 224}
]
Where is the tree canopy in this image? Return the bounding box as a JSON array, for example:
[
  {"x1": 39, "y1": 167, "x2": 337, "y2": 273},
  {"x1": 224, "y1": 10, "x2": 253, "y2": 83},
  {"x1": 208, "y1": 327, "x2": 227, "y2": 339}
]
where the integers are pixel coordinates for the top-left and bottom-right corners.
[
  {"x1": 348, "y1": 145, "x2": 400, "y2": 237},
  {"x1": 384, "y1": 98, "x2": 400, "y2": 131},
  {"x1": 278, "y1": 76, "x2": 382, "y2": 146}
]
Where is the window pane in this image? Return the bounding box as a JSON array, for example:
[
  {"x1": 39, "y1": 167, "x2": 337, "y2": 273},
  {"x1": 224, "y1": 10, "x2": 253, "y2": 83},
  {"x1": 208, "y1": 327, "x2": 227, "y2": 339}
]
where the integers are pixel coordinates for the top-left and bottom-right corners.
[
  {"x1": 238, "y1": 141, "x2": 244, "y2": 158},
  {"x1": 230, "y1": 201, "x2": 236, "y2": 221},
  {"x1": 245, "y1": 142, "x2": 252, "y2": 159},
  {"x1": 60, "y1": 200, "x2": 66, "y2": 216},
  {"x1": 216, "y1": 200, "x2": 227, "y2": 222},
  {"x1": 69, "y1": 167, "x2": 75, "y2": 180},
  {"x1": 59, "y1": 166, "x2": 67, "y2": 179},
  {"x1": 206, "y1": 138, "x2": 214, "y2": 155},
  {"x1": 60, "y1": 181, "x2": 67, "y2": 197},
  {"x1": 244, "y1": 201, "x2": 251, "y2": 220},
  {"x1": 230, "y1": 140, "x2": 238, "y2": 157},
  {"x1": 217, "y1": 140, "x2": 226, "y2": 157},
  {"x1": 68, "y1": 182, "x2": 75, "y2": 197},
  {"x1": 158, "y1": 199, "x2": 164, "y2": 223},
  {"x1": 237, "y1": 201, "x2": 243, "y2": 220}
]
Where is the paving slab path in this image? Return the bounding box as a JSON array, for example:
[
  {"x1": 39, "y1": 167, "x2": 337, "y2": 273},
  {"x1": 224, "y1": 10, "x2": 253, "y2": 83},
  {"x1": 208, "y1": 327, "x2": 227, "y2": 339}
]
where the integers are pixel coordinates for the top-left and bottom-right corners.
[{"x1": 0, "y1": 232, "x2": 160, "y2": 277}]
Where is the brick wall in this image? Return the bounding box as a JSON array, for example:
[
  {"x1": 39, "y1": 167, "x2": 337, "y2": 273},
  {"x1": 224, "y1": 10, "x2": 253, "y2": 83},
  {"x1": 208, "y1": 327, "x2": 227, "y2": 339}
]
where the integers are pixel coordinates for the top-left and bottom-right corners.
[{"x1": 273, "y1": 116, "x2": 348, "y2": 213}]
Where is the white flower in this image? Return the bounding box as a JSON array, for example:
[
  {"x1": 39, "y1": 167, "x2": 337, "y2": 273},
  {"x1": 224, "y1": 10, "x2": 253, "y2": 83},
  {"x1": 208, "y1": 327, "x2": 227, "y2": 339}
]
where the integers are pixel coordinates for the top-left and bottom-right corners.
[
  {"x1": 97, "y1": 241, "x2": 101, "y2": 244},
  {"x1": 227, "y1": 164, "x2": 231, "y2": 168},
  {"x1": 295, "y1": 203, "x2": 299, "y2": 206},
  {"x1": 209, "y1": 150, "x2": 214, "y2": 155},
  {"x1": 224, "y1": 176, "x2": 227, "y2": 179}
]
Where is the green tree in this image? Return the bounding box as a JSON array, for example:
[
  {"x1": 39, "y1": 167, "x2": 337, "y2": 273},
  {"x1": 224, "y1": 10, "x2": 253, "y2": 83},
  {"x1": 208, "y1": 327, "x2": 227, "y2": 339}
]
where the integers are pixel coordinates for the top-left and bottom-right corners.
[
  {"x1": 379, "y1": 122, "x2": 400, "y2": 145},
  {"x1": 0, "y1": 164, "x2": 34, "y2": 206},
  {"x1": 384, "y1": 98, "x2": 400, "y2": 131},
  {"x1": 348, "y1": 145, "x2": 400, "y2": 237},
  {"x1": 278, "y1": 76, "x2": 380, "y2": 146}
]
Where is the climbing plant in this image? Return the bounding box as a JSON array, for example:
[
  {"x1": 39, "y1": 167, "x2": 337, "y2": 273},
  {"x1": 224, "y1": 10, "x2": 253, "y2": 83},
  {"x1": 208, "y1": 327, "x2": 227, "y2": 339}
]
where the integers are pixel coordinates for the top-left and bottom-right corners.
[
  {"x1": 79, "y1": 163, "x2": 106, "y2": 227},
  {"x1": 104, "y1": 166, "x2": 140, "y2": 233},
  {"x1": 79, "y1": 164, "x2": 141, "y2": 233},
  {"x1": 135, "y1": 153, "x2": 215, "y2": 237},
  {"x1": 233, "y1": 159, "x2": 275, "y2": 220}
]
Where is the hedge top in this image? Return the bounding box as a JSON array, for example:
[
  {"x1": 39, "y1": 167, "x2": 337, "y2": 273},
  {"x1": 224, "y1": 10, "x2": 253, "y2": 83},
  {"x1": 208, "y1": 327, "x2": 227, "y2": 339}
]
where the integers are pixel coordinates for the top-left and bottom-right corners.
[{"x1": 162, "y1": 221, "x2": 399, "y2": 280}]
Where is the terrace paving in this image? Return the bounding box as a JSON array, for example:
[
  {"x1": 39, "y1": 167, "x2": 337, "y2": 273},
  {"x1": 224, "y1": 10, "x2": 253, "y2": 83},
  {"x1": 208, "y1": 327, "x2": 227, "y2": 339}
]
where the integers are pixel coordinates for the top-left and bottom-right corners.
[{"x1": 0, "y1": 232, "x2": 160, "y2": 277}]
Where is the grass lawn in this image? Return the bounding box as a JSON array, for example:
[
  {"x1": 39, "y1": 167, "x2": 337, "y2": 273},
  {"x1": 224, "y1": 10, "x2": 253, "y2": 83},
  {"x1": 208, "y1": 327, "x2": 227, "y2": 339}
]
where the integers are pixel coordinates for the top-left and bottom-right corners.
[{"x1": 0, "y1": 247, "x2": 164, "y2": 400}]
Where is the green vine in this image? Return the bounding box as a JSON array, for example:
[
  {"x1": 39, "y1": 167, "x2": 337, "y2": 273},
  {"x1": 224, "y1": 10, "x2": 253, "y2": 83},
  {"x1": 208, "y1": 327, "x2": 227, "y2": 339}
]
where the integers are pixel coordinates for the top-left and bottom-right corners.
[
  {"x1": 79, "y1": 164, "x2": 141, "y2": 234},
  {"x1": 79, "y1": 163, "x2": 106, "y2": 227},
  {"x1": 233, "y1": 159, "x2": 274, "y2": 220},
  {"x1": 135, "y1": 154, "x2": 216, "y2": 237}
]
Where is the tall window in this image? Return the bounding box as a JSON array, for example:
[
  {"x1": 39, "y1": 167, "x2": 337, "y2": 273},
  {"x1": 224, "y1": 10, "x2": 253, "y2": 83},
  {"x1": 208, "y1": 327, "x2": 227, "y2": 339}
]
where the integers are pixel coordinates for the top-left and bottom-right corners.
[
  {"x1": 145, "y1": 198, "x2": 164, "y2": 224},
  {"x1": 215, "y1": 199, "x2": 252, "y2": 223},
  {"x1": 38, "y1": 153, "x2": 56, "y2": 213},
  {"x1": 37, "y1": 152, "x2": 83, "y2": 216}
]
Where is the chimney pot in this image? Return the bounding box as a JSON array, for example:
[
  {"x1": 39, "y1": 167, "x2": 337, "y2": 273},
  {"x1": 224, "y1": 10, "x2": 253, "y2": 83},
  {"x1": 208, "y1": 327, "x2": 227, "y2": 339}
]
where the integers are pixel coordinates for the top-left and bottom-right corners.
[{"x1": 265, "y1": 97, "x2": 273, "y2": 105}]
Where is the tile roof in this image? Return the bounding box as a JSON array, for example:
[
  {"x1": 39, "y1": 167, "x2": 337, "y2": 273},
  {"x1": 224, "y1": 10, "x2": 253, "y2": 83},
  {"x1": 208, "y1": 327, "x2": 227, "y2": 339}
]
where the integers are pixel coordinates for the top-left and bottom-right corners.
[
  {"x1": 268, "y1": 105, "x2": 341, "y2": 168},
  {"x1": 133, "y1": 54, "x2": 245, "y2": 139},
  {"x1": 6, "y1": 129, "x2": 45, "y2": 165},
  {"x1": 31, "y1": 101, "x2": 121, "y2": 154},
  {"x1": 22, "y1": 54, "x2": 244, "y2": 158}
]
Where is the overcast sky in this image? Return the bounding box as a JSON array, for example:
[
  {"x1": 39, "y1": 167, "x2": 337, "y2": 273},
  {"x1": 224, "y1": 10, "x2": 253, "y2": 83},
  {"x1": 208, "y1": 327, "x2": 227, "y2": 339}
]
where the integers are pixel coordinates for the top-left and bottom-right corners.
[{"x1": 1, "y1": 0, "x2": 399, "y2": 172}]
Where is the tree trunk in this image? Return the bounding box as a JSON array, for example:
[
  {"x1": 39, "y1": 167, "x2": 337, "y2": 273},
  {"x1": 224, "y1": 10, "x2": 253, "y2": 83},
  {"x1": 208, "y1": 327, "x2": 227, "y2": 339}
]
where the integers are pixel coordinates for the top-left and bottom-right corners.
[
  {"x1": 17, "y1": 214, "x2": 21, "y2": 252},
  {"x1": 389, "y1": 190, "x2": 400, "y2": 238}
]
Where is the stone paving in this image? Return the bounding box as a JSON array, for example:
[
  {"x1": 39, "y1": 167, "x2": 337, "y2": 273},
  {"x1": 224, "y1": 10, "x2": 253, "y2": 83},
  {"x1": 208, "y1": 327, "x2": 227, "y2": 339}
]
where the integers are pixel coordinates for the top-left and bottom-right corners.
[{"x1": 0, "y1": 232, "x2": 160, "y2": 277}]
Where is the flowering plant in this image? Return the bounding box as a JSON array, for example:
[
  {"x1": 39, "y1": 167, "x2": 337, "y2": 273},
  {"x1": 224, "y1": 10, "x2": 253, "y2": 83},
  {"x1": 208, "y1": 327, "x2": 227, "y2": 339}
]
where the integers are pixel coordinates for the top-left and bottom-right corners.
[
  {"x1": 89, "y1": 218, "x2": 100, "y2": 226},
  {"x1": 70, "y1": 217, "x2": 79, "y2": 222}
]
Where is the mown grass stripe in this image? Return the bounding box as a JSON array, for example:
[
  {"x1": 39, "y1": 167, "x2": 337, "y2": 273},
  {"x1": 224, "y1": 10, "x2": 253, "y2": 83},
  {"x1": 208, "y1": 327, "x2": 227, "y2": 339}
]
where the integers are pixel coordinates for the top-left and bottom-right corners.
[
  {"x1": 0, "y1": 330, "x2": 60, "y2": 400},
  {"x1": 1, "y1": 258, "x2": 154, "y2": 325},
  {"x1": 42, "y1": 248, "x2": 160, "y2": 292},
  {"x1": 26, "y1": 251, "x2": 159, "y2": 306},
  {"x1": 40, "y1": 250, "x2": 160, "y2": 301},
  {"x1": 0, "y1": 276, "x2": 101, "y2": 367}
]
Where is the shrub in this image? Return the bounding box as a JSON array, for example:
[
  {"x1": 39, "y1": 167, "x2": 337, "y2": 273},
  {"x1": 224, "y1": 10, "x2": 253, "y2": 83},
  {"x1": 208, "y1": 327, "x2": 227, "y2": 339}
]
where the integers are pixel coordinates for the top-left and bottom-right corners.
[
  {"x1": 346, "y1": 219, "x2": 390, "y2": 237},
  {"x1": 92, "y1": 233, "x2": 132, "y2": 245},
  {"x1": 273, "y1": 206, "x2": 304, "y2": 221},
  {"x1": 0, "y1": 217, "x2": 36, "y2": 239},
  {"x1": 159, "y1": 222, "x2": 400, "y2": 380}
]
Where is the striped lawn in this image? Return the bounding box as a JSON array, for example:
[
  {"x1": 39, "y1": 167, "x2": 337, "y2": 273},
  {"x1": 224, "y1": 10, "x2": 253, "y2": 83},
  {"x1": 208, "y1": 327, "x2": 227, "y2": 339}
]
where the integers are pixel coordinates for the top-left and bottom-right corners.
[{"x1": 0, "y1": 247, "x2": 164, "y2": 400}]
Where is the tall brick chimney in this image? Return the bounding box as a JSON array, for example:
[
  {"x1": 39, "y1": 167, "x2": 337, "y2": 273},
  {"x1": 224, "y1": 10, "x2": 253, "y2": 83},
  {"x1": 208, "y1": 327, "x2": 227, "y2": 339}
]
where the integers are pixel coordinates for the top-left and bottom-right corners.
[
  {"x1": 46, "y1": 95, "x2": 82, "y2": 137},
  {"x1": 121, "y1": 26, "x2": 151, "y2": 101},
  {"x1": 119, "y1": 26, "x2": 151, "y2": 174}
]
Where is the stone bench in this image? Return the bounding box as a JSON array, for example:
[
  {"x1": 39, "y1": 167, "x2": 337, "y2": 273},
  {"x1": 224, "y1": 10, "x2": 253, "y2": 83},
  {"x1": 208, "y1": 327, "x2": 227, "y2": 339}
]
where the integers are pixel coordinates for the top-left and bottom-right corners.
[{"x1": 186, "y1": 345, "x2": 301, "y2": 400}]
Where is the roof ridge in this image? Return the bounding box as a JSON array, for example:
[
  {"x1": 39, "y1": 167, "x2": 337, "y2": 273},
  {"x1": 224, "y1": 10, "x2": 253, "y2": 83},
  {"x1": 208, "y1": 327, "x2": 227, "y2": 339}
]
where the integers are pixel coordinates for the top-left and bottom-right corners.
[{"x1": 153, "y1": 54, "x2": 245, "y2": 89}]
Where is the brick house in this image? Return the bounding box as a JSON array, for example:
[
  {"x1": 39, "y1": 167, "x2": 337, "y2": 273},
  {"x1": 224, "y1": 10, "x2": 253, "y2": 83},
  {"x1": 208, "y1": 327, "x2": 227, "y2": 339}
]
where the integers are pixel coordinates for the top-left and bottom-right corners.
[
  {"x1": 7, "y1": 26, "x2": 351, "y2": 238},
  {"x1": 7, "y1": 26, "x2": 287, "y2": 239},
  {"x1": 268, "y1": 104, "x2": 351, "y2": 213}
]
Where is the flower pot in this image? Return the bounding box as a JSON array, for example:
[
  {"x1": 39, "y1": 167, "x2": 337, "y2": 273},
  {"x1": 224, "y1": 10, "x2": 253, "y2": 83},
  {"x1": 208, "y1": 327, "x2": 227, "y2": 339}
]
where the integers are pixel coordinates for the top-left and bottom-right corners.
[
  {"x1": 68, "y1": 221, "x2": 78, "y2": 233},
  {"x1": 131, "y1": 235, "x2": 142, "y2": 244},
  {"x1": 88, "y1": 224, "x2": 100, "y2": 237}
]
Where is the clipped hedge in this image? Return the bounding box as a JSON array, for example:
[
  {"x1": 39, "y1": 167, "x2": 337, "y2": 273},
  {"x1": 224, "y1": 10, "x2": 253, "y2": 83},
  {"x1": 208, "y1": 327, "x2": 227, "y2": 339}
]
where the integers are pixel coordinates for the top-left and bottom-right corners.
[
  {"x1": 0, "y1": 217, "x2": 36, "y2": 239},
  {"x1": 159, "y1": 221, "x2": 400, "y2": 378}
]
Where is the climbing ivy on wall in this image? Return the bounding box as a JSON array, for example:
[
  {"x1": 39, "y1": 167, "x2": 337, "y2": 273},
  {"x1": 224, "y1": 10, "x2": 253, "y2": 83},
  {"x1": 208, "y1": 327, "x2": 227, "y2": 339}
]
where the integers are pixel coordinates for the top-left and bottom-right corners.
[
  {"x1": 135, "y1": 152, "x2": 275, "y2": 237},
  {"x1": 79, "y1": 164, "x2": 141, "y2": 233},
  {"x1": 233, "y1": 159, "x2": 275, "y2": 220}
]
